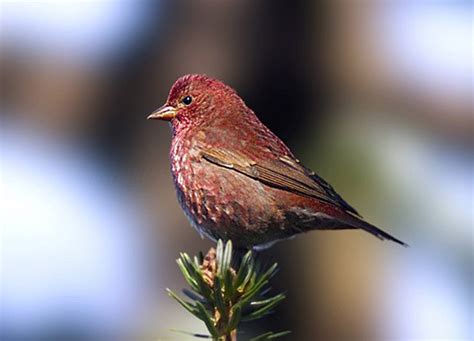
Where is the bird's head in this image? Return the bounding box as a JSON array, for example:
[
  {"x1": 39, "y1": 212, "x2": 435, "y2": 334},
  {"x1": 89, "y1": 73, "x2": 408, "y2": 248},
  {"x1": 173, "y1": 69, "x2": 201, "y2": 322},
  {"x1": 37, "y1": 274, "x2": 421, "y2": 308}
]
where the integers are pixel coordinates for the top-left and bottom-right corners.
[{"x1": 148, "y1": 74, "x2": 245, "y2": 132}]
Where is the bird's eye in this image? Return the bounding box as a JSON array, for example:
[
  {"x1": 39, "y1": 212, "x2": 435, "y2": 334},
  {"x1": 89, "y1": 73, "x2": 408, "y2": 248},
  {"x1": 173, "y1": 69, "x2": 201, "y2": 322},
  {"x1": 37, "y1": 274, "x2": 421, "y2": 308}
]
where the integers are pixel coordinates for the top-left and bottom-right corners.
[{"x1": 182, "y1": 96, "x2": 193, "y2": 105}]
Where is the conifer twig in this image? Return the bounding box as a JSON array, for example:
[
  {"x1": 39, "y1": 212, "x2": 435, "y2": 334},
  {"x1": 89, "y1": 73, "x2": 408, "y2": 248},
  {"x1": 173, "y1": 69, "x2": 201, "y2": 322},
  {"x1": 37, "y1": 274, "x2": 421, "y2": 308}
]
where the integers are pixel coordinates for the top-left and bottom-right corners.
[{"x1": 167, "y1": 240, "x2": 290, "y2": 340}]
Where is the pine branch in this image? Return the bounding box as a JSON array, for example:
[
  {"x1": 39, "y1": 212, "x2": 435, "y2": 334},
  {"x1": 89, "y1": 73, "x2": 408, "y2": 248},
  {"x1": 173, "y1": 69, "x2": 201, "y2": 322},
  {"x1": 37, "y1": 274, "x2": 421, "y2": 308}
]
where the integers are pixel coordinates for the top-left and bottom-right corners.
[{"x1": 168, "y1": 240, "x2": 290, "y2": 340}]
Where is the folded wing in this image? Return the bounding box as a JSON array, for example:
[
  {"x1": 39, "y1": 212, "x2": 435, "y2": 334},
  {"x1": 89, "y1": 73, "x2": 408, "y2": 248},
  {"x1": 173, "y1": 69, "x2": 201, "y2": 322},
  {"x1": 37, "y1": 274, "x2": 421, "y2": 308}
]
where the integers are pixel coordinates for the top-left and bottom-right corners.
[{"x1": 201, "y1": 147, "x2": 360, "y2": 216}]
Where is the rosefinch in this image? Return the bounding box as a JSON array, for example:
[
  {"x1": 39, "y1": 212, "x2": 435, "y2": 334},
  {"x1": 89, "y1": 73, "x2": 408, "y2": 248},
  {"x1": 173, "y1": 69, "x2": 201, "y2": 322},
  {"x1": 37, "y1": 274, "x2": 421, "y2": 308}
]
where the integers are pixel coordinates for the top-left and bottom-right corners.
[{"x1": 148, "y1": 74, "x2": 406, "y2": 249}]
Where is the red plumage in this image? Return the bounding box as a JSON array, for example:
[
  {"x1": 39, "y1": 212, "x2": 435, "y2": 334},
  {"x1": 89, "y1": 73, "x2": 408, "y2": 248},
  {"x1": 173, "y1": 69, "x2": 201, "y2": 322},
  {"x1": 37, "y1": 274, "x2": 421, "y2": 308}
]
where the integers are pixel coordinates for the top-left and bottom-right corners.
[{"x1": 148, "y1": 74, "x2": 406, "y2": 249}]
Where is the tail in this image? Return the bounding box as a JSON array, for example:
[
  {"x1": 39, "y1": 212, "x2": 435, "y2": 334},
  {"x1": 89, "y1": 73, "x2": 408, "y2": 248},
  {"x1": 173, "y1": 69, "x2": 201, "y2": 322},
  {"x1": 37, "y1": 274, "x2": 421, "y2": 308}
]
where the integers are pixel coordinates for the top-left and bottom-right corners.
[{"x1": 356, "y1": 218, "x2": 408, "y2": 247}]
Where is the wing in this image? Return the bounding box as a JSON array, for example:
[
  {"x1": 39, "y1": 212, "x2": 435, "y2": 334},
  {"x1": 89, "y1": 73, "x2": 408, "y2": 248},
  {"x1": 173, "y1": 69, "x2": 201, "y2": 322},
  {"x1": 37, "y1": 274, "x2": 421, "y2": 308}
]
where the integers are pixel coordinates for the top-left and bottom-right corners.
[{"x1": 200, "y1": 147, "x2": 361, "y2": 216}]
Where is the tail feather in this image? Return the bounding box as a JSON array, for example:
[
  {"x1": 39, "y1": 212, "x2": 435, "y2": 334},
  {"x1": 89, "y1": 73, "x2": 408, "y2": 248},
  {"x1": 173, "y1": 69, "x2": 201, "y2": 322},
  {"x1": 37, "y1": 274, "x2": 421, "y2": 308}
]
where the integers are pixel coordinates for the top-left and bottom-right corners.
[
  {"x1": 357, "y1": 219, "x2": 408, "y2": 247},
  {"x1": 288, "y1": 207, "x2": 408, "y2": 246}
]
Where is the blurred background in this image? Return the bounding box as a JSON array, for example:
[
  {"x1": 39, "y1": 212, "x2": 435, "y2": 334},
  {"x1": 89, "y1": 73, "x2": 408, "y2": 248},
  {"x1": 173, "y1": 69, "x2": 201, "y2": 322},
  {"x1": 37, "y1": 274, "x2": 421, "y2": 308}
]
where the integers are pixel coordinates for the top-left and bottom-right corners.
[{"x1": 0, "y1": 1, "x2": 472, "y2": 340}]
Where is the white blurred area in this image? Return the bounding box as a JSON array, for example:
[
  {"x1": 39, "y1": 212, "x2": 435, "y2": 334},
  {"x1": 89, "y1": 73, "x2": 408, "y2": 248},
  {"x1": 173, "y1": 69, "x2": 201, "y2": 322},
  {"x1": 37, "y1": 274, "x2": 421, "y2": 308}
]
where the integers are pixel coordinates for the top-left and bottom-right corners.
[
  {"x1": 0, "y1": 0, "x2": 149, "y2": 64},
  {"x1": 383, "y1": 2, "x2": 472, "y2": 97},
  {"x1": 362, "y1": 3, "x2": 471, "y2": 339},
  {"x1": 0, "y1": 121, "x2": 153, "y2": 337},
  {"x1": 0, "y1": 0, "x2": 166, "y2": 339},
  {"x1": 325, "y1": 117, "x2": 473, "y2": 339},
  {"x1": 299, "y1": 2, "x2": 472, "y2": 339}
]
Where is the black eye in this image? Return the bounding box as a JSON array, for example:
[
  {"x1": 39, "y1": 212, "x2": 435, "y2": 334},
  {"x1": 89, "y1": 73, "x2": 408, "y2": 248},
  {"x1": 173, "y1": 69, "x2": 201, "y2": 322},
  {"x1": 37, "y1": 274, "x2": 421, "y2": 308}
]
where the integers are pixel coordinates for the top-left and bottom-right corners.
[{"x1": 182, "y1": 96, "x2": 193, "y2": 105}]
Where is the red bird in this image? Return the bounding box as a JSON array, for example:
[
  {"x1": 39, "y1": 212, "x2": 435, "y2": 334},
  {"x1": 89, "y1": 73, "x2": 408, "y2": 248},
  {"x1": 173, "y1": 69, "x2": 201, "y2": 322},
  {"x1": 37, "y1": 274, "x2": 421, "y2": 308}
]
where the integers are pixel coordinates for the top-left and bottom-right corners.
[{"x1": 148, "y1": 74, "x2": 406, "y2": 249}]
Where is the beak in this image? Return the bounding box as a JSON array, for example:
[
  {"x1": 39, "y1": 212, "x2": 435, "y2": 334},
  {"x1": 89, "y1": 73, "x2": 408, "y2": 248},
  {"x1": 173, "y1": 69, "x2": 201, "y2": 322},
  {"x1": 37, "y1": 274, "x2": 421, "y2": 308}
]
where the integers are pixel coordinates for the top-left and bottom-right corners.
[{"x1": 147, "y1": 105, "x2": 177, "y2": 121}]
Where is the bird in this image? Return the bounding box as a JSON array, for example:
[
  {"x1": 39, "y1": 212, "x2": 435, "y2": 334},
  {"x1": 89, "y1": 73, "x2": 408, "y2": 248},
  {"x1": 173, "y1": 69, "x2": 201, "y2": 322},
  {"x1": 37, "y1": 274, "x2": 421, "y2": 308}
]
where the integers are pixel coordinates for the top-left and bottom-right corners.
[{"x1": 148, "y1": 74, "x2": 407, "y2": 250}]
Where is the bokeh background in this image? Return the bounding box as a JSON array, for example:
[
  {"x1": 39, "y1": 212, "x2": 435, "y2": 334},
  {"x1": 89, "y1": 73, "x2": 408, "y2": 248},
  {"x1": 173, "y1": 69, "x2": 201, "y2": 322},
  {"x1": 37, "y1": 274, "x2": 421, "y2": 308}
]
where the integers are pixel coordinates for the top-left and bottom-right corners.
[{"x1": 1, "y1": 1, "x2": 472, "y2": 340}]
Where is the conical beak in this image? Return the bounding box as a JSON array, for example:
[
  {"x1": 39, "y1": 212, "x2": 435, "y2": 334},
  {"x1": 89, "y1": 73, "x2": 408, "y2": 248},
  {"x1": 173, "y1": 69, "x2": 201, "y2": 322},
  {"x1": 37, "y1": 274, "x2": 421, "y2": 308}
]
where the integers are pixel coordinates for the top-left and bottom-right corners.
[{"x1": 147, "y1": 105, "x2": 177, "y2": 121}]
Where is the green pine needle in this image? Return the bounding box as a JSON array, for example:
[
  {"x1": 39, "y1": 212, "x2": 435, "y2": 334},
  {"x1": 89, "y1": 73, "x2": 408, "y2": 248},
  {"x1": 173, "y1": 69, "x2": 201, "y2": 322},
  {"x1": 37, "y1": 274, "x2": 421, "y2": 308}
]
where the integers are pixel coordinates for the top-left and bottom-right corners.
[{"x1": 167, "y1": 239, "x2": 289, "y2": 340}]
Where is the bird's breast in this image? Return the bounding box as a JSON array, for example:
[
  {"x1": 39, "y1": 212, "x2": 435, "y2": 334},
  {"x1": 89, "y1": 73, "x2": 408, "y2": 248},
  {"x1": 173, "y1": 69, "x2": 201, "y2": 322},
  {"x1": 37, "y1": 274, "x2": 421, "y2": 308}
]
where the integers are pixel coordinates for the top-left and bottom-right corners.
[{"x1": 169, "y1": 135, "x2": 285, "y2": 243}]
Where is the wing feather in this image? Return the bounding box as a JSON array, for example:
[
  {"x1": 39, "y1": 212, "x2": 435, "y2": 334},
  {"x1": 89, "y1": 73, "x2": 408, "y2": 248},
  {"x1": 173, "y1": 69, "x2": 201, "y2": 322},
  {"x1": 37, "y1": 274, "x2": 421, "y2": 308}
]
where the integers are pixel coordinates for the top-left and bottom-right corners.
[{"x1": 201, "y1": 148, "x2": 360, "y2": 216}]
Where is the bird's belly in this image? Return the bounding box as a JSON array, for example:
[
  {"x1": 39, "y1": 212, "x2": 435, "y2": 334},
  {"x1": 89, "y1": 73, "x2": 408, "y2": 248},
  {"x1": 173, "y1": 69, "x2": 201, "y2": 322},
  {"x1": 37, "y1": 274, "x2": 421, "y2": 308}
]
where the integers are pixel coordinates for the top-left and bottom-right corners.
[{"x1": 172, "y1": 160, "x2": 288, "y2": 247}]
